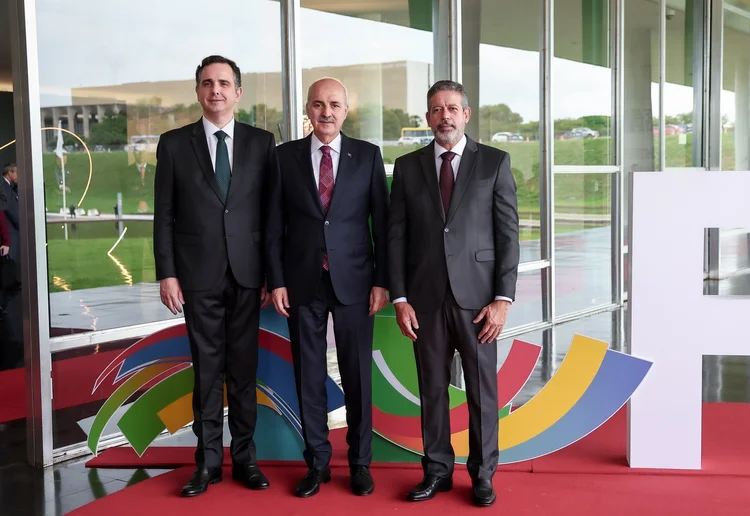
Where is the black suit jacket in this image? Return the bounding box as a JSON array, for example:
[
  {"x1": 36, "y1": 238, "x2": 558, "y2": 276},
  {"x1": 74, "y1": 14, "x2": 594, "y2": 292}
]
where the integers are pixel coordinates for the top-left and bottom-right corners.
[
  {"x1": 1, "y1": 179, "x2": 20, "y2": 262},
  {"x1": 266, "y1": 133, "x2": 389, "y2": 306},
  {"x1": 153, "y1": 119, "x2": 280, "y2": 291},
  {"x1": 388, "y1": 136, "x2": 520, "y2": 312}
]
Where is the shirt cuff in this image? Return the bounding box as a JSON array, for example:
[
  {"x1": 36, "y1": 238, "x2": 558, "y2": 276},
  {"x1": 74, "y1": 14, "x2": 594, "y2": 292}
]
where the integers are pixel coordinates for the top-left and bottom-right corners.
[
  {"x1": 392, "y1": 297, "x2": 407, "y2": 304},
  {"x1": 495, "y1": 296, "x2": 513, "y2": 303}
]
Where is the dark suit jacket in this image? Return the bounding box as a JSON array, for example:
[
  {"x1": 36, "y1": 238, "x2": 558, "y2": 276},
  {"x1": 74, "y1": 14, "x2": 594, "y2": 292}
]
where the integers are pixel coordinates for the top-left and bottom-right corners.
[
  {"x1": 153, "y1": 119, "x2": 280, "y2": 291},
  {"x1": 266, "y1": 133, "x2": 389, "y2": 306},
  {"x1": 1, "y1": 179, "x2": 20, "y2": 262},
  {"x1": 388, "y1": 136, "x2": 519, "y2": 312}
]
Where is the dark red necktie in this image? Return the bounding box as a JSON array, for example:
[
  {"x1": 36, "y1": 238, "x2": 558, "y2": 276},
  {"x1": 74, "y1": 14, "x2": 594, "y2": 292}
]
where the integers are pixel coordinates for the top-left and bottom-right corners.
[
  {"x1": 439, "y1": 151, "x2": 456, "y2": 215},
  {"x1": 319, "y1": 145, "x2": 334, "y2": 270}
]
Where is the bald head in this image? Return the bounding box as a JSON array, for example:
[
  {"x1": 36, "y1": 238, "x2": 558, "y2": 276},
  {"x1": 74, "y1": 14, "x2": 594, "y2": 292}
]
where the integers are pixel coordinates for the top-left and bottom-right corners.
[
  {"x1": 306, "y1": 77, "x2": 349, "y2": 107},
  {"x1": 305, "y1": 77, "x2": 349, "y2": 144}
]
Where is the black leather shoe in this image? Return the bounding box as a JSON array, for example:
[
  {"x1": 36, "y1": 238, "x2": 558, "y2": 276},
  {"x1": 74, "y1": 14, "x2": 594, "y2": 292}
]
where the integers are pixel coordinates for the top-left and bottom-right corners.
[
  {"x1": 472, "y1": 479, "x2": 496, "y2": 507},
  {"x1": 181, "y1": 466, "x2": 222, "y2": 497},
  {"x1": 350, "y1": 465, "x2": 374, "y2": 496},
  {"x1": 406, "y1": 474, "x2": 453, "y2": 502},
  {"x1": 232, "y1": 463, "x2": 270, "y2": 490},
  {"x1": 295, "y1": 466, "x2": 331, "y2": 498}
]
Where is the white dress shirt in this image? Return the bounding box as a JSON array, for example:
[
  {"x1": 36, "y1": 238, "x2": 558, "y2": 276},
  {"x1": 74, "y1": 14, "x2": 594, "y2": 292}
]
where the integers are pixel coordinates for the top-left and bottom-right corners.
[
  {"x1": 310, "y1": 132, "x2": 342, "y2": 186},
  {"x1": 202, "y1": 117, "x2": 235, "y2": 173},
  {"x1": 393, "y1": 134, "x2": 513, "y2": 305}
]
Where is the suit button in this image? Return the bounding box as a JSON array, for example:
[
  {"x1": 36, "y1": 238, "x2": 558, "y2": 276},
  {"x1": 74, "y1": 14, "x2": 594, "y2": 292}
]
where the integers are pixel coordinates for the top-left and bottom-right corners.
[
  {"x1": 325, "y1": 221, "x2": 330, "y2": 226},
  {"x1": 444, "y1": 228, "x2": 449, "y2": 233},
  {"x1": 225, "y1": 209, "x2": 230, "y2": 214}
]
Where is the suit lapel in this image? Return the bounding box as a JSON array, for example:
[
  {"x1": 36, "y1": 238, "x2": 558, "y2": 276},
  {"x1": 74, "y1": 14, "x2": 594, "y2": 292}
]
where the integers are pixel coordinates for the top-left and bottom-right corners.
[
  {"x1": 298, "y1": 135, "x2": 324, "y2": 214},
  {"x1": 420, "y1": 143, "x2": 445, "y2": 222},
  {"x1": 446, "y1": 136, "x2": 478, "y2": 223},
  {"x1": 226, "y1": 122, "x2": 247, "y2": 204},
  {"x1": 190, "y1": 120, "x2": 224, "y2": 204},
  {"x1": 327, "y1": 133, "x2": 354, "y2": 217}
]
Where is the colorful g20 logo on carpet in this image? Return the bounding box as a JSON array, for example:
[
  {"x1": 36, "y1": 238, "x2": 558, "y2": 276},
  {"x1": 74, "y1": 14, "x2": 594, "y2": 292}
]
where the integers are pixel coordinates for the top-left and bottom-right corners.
[{"x1": 87, "y1": 306, "x2": 652, "y2": 464}]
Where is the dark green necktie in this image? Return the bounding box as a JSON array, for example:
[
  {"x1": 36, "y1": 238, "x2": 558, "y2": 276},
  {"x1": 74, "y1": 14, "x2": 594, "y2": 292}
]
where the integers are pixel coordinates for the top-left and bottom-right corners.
[{"x1": 214, "y1": 130, "x2": 231, "y2": 202}]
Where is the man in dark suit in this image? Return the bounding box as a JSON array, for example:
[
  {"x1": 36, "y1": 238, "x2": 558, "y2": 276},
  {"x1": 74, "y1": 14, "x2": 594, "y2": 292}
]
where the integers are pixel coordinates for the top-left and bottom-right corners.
[
  {"x1": 387, "y1": 80, "x2": 519, "y2": 507},
  {"x1": 124, "y1": 139, "x2": 155, "y2": 213},
  {"x1": 266, "y1": 78, "x2": 389, "y2": 498},
  {"x1": 0, "y1": 163, "x2": 22, "y2": 370},
  {"x1": 1, "y1": 163, "x2": 19, "y2": 262},
  {"x1": 153, "y1": 55, "x2": 278, "y2": 497}
]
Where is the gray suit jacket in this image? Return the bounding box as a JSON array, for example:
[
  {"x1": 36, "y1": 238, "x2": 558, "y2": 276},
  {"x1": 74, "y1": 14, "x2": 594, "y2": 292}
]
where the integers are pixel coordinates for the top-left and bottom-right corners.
[{"x1": 387, "y1": 136, "x2": 520, "y2": 312}]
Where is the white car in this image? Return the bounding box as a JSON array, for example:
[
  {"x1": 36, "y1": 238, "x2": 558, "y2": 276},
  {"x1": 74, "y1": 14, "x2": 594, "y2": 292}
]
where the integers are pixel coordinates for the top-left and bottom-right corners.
[{"x1": 491, "y1": 132, "x2": 513, "y2": 142}]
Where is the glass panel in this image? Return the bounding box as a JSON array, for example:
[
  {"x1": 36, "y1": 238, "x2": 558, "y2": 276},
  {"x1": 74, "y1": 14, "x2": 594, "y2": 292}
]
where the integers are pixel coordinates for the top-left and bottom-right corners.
[
  {"x1": 623, "y1": 0, "x2": 660, "y2": 244},
  {"x1": 462, "y1": 0, "x2": 542, "y2": 260},
  {"x1": 720, "y1": 2, "x2": 750, "y2": 170},
  {"x1": 505, "y1": 269, "x2": 543, "y2": 330},
  {"x1": 554, "y1": 173, "x2": 612, "y2": 315},
  {"x1": 36, "y1": 0, "x2": 282, "y2": 451},
  {"x1": 554, "y1": 0, "x2": 612, "y2": 166},
  {"x1": 300, "y1": 1, "x2": 434, "y2": 165},
  {"x1": 664, "y1": 0, "x2": 705, "y2": 167},
  {"x1": 37, "y1": 0, "x2": 281, "y2": 337},
  {"x1": 553, "y1": 311, "x2": 617, "y2": 370}
]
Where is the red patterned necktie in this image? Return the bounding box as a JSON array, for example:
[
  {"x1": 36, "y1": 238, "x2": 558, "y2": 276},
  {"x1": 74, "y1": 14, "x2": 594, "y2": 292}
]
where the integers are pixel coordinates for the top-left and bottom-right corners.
[
  {"x1": 440, "y1": 151, "x2": 456, "y2": 215},
  {"x1": 319, "y1": 145, "x2": 334, "y2": 270}
]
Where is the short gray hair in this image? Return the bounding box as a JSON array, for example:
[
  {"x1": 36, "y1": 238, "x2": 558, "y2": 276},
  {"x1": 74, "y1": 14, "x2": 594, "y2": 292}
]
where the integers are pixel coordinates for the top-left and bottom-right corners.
[
  {"x1": 306, "y1": 77, "x2": 349, "y2": 107},
  {"x1": 427, "y1": 80, "x2": 469, "y2": 111}
]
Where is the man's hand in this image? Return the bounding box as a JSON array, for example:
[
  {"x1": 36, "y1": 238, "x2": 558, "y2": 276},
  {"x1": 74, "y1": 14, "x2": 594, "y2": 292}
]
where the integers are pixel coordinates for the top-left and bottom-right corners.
[
  {"x1": 473, "y1": 300, "x2": 510, "y2": 344},
  {"x1": 160, "y1": 277, "x2": 184, "y2": 315},
  {"x1": 0, "y1": 245, "x2": 8, "y2": 256},
  {"x1": 260, "y1": 283, "x2": 273, "y2": 309},
  {"x1": 369, "y1": 287, "x2": 388, "y2": 316},
  {"x1": 272, "y1": 287, "x2": 290, "y2": 318},
  {"x1": 394, "y1": 302, "x2": 419, "y2": 341}
]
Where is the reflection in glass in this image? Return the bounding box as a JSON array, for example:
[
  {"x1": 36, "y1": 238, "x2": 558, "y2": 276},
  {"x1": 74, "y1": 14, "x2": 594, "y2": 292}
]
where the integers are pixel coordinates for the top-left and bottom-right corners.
[
  {"x1": 554, "y1": 173, "x2": 612, "y2": 315},
  {"x1": 663, "y1": 0, "x2": 705, "y2": 168},
  {"x1": 554, "y1": 0, "x2": 612, "y2": 166},
  {"x1": 720, "y1": 4, "x2": 750, "y2": 171},
  {"x1": 37, "y1": 0, "x2": 282, "y2": 335},
  {"x1": 703, "y1": 227, "x2": 750, "y2": 296},
  {"x1": 300, "y1": 1, "x2": 434, "y2": 164},
  {"x1": 461, "y1": 0, "x2": 541, "y2": 260},
  {"x1": 505, "y1": 269, "x2": 543, "y2": 330},
  {"x1": 623, "y1": 0, "x2": 660, "y2": 247}
]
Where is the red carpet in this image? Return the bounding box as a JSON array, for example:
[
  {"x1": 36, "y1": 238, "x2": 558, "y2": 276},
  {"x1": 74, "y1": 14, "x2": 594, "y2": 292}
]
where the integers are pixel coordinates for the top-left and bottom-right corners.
[
  {"x1": 87, "y1": 402, "x2": 750, "y2": 477},
  {"x1": 68, "y1": 464, "x2": 748, "y2": 516}
]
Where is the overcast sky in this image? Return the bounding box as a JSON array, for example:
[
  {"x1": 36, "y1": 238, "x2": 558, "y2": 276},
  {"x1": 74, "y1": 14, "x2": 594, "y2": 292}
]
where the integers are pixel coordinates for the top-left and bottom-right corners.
[{"x1": 35, "y1": 0, "x2": 734, "y2": 122}]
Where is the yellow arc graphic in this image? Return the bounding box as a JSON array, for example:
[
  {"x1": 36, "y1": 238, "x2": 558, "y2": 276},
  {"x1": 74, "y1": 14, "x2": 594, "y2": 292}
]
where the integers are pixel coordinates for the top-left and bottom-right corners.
[
  {"x1": 497, "y1": 334, "x2": 608, "y2": 450},
  {"x1": 1, "y1": 126, "x2": 94, "y2": 207}
]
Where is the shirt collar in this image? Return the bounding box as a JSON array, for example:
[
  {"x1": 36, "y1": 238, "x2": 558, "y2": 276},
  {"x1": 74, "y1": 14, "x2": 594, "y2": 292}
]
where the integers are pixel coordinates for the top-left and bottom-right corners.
[
  {"x1": 434, "y1": 134, "x2": 467, "y2": 161},
  {"x1": 311, "y1": 132, "x2": 342, "y2": 155},
  {"x1": 203, "y1": 116, "x2": 235, "y2": 140}
]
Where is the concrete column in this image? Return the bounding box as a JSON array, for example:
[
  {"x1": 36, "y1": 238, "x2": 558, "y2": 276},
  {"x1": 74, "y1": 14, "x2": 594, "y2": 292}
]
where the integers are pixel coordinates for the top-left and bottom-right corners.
[
  {"x1": 82, "y1": 106, "x2": 91, "y2": 138},
  {"x1": 461, "y1": 0, "x2": 481, "y2": 141},
  {"x1": 735, "y1": 56, "x2": 750, "y2": 171},
  {"x1": 623, "y1": 28, "x2": 655, "y2": 175},
  {"x1": 66, "y1": 106, "x2": 76, "y2": 134}
]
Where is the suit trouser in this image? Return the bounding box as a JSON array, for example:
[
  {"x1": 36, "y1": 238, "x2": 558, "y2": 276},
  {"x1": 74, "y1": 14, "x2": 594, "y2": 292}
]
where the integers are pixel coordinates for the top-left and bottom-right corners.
[
  {"x1": 288, "y1": 269, "x2": 373, "y2": 470},
  {"x1": 413, "y1": 285, "x2": 499, "y2": 481},
  {"x1": 182, "y1": 267, "x2": 260, "y2": 469}
]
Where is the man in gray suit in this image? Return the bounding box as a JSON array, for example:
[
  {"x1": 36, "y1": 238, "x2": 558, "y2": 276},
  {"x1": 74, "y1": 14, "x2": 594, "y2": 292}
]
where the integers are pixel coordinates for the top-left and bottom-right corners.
[{"x1": 387, "y1": 80, "x2": 519, "y2": 507}]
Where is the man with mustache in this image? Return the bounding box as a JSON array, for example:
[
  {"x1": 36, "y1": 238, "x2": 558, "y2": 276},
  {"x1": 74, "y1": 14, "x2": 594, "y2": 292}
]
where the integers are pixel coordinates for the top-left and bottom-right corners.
[
  {"x1": 266, "y1": 77, "x2": 389, "y2": 498},
  {"x1": 388, "y1": 80, "x2": 519, "y2": 507},
  {"x1": 153, "y1": 55, "x2": 278, "y2": 497}
]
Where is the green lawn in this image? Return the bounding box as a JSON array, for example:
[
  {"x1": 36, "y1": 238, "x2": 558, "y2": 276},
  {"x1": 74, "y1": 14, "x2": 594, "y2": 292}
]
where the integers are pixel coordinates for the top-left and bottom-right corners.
[{"x1": 44, "y1": 134, "x2": 707, "y2": 292}]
